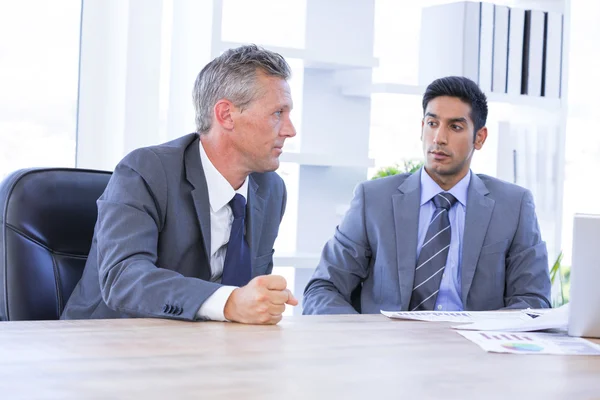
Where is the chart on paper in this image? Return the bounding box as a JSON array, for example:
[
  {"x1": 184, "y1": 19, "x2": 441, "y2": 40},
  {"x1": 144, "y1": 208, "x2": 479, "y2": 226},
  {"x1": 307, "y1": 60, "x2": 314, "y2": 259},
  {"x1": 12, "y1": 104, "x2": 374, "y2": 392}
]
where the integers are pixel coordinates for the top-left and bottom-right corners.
[
  {"x1": 458, "y1": 330, "x2": 600, "y2": 355},
  {"x1": 478, "y1": 332, "x2": 537, "y2": 342}
]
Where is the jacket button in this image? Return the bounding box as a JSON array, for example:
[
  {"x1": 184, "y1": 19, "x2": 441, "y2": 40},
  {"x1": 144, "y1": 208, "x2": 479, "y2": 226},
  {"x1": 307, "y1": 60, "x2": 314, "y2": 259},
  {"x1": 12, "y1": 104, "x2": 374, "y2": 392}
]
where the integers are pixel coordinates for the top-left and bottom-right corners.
[{"x1": 163, "y1": 304, "x2": 169, "y2": 313}]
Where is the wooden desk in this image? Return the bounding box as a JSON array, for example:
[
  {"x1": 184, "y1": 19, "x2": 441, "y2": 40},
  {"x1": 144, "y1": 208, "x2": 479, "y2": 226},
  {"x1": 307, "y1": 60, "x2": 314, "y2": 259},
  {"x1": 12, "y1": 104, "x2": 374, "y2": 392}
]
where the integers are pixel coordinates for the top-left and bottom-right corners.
[{"x1": 1, "y1": 315, "x2": 599, "y2": 399}]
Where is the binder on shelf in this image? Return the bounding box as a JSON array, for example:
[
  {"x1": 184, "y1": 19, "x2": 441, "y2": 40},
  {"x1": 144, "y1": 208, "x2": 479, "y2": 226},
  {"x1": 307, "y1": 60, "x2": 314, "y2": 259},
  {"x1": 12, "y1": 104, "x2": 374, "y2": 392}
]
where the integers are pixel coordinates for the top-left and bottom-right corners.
[
  {"x1": 523, "y1": 10, "x2": 545, "y2": 96},
  {"x1": 478, "y1": 2, "x2": 494, "y2": 92},
  {"x1": 543, "y1": 12, "x2": 563, "y2": 98},
  {"x1": 492, "y1": 5, "x2": 509, "y2": 93},
  {"x1": 418, "y1": 1, "x2": 480, "y2": 86},
  {"x1": 507, "y1": 8, "x2": 525, "y2": 95},
  {"x1": 417, "y1": 3, "x2": 564, "y2": 98}
]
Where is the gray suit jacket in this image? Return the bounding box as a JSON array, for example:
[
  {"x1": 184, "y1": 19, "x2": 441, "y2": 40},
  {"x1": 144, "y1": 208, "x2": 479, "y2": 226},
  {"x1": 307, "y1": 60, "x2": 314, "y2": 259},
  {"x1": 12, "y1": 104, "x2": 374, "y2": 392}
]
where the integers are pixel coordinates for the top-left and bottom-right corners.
[
  {"x1": 303, "y1": 170, "x2": 551, "y2": 314},
  {"x1": 62, "y1": 133, "x2": 286, "y2": 321}
]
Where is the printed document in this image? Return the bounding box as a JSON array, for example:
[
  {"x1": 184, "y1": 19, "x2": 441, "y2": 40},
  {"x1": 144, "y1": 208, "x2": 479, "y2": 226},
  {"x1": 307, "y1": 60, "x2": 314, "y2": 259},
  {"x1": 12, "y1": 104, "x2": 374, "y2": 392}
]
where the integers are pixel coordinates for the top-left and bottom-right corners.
[
  {"x1": 381, "y1": 310, "x2": 531, "y2": 323},
  {"x1": 457, "y1": 330, "x2": 600, "y2": 355},
  {"x1": 454, "y1": 304, "x2": 569, "y2": 332}
]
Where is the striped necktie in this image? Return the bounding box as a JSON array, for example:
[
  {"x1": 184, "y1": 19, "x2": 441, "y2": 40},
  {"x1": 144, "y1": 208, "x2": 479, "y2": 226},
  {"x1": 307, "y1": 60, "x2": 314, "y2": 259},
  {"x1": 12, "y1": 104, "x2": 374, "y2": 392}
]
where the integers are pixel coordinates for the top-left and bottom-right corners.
[{"x1": 409, "y1": 192, "x2": 457, "y2": 311}]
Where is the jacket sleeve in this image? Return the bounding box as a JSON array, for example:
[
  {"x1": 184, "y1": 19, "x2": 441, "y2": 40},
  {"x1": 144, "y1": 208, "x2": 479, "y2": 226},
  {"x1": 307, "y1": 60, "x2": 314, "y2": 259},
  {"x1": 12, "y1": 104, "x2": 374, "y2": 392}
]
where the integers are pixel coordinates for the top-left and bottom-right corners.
[
  {"x1": 302, "y1": 183, "x2": 372, "y2": 315},
  {"x1": 503, "y1": 189, "x2": 551, "y2": 309},
  {"x1": 96, "y1": 148, "x2": 221, "y2": 320}
]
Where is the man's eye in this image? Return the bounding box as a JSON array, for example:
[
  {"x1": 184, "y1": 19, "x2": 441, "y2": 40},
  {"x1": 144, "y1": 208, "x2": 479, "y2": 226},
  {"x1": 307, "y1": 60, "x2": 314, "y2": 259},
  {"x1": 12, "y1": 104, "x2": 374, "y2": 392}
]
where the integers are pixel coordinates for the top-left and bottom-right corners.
[
  {"x1": 427, "y1": 121, "x2": 436, "y2": 127},
  {"x1": 274, "y1": 111, "x2": 282, "y2": 117}
]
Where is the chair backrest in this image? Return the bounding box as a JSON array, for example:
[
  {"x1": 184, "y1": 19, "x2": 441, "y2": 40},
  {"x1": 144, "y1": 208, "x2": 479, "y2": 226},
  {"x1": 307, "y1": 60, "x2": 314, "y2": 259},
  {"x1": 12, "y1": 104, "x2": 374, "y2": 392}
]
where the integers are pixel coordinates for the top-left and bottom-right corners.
[{"x1": 0, "y1": 168, "x2": 111, "y2": 321}]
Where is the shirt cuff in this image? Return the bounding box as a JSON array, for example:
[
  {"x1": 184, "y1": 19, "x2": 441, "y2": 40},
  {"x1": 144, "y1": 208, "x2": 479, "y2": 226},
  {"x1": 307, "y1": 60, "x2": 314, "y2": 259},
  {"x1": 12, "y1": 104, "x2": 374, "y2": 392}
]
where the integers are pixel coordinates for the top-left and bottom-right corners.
[{"x1": 196, "y1": 286, "x2": 237, "y2": 321}]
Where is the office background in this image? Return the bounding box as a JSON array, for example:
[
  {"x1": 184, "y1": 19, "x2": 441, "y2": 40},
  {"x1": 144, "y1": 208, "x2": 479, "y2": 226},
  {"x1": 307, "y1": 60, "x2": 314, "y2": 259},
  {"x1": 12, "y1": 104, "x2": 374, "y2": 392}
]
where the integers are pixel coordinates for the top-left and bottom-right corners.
[{"x1": 0, "y1": 0, "x2": 592, "y2": 314}]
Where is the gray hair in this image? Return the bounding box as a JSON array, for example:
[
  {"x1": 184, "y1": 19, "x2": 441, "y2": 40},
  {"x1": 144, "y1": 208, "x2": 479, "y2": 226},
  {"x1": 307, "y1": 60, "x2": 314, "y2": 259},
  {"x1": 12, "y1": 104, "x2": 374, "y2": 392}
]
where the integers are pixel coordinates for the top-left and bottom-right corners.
[{"x1": 193, "y1": 44, "x2": 291, "y2": 133}]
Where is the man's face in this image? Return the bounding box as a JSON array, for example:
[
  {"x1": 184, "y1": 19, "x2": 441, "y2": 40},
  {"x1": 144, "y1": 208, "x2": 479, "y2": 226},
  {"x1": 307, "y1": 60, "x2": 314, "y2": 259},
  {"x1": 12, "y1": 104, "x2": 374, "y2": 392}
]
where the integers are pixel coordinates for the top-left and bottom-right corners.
[
  {"x1": 231, "y1": 72, "x2": 296, "y2": 173},
  {"x1": 421, "y1": 96, "x2": 486, "y2": 183}
]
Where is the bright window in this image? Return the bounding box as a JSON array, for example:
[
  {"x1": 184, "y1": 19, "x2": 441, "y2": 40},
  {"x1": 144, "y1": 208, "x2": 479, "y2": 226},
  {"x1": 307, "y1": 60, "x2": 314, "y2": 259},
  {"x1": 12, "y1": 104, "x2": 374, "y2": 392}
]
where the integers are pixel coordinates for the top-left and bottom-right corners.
[{"x1": 0, "y1": 0, "x2": 81, "y2": 179}]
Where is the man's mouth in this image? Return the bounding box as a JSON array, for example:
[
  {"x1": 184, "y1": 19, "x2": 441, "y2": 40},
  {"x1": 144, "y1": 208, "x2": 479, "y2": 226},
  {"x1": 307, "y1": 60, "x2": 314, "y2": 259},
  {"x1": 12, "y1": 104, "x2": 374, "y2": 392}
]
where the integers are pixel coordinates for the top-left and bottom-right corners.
[{"x1": 430, "y1": 150, "x2": 450, "y2": 159}]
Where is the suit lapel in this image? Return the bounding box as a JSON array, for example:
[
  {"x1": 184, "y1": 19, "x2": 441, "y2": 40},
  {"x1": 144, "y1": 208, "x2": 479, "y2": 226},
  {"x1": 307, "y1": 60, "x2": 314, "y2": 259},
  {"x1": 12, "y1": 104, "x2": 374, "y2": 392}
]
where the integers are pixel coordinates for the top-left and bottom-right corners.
[
  {"x1": 246, "y1": 175, "x2": 265, "y2": 266},
  {"x1": 393, "y1": 172, "x2": 422, "y2": 310},
  {"x1": 461, "y1": 174, "x2": 495, "y2": 306},
  {"x1": 184, "y1": 136, "x2": 212, "y2": 276}
]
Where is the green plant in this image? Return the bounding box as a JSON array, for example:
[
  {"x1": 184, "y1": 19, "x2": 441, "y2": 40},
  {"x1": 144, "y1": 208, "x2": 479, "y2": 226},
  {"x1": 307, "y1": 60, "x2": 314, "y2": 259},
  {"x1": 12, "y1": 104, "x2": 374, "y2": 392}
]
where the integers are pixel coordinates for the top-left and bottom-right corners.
[
  {"x1": 549, "y1": 251, "x2": 562, "y2": 285},
  {"x1": 549, "y1": 251, "x2": 570, "y2": 307},
  {"x1": 371, "y1": 159, "x2": 424, "y2": 180}
]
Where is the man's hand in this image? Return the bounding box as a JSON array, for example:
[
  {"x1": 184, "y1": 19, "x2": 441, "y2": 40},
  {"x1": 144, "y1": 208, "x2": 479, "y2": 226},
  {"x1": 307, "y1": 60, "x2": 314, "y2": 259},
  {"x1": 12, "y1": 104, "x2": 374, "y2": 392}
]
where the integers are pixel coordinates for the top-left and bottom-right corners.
[{"x1": 223, "y1": 275, "x2": 298, "y2": 324}]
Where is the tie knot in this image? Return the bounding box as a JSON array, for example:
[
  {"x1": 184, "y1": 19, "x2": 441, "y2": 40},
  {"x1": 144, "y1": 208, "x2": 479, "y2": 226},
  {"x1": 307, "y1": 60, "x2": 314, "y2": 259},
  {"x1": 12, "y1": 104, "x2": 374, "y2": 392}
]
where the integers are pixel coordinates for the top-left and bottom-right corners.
[
  {"x1": 432, "y1": 192, "x2": 457, "y2": 211},
  {"x1": 229, "y1": 193, "x2": 246, "y2": 219}
]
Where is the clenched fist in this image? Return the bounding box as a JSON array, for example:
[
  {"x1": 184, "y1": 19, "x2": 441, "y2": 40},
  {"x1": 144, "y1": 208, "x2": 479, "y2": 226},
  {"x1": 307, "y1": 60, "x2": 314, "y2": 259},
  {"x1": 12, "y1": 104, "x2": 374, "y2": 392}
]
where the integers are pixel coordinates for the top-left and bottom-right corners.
[{"x1": 223, "y1": 275, "x2": 298, "y2": 324}]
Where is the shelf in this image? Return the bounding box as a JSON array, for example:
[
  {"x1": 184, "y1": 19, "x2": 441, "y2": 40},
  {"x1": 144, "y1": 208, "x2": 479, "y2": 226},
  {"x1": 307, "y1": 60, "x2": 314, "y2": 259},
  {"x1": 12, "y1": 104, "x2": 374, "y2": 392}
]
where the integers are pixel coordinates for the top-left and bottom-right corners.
[
  {"x1": 273, "y1": 253, "x2": 321, "y2": 269},
  {"x1": 342, "y1": 83, "x2": 424, "y2": 97},
  {"x1": 218, "y1": 41, "x2": 379, "y2": 70},
  {"x1": 486, "y1": 92, "x2": 562, "y2": 111},
  {"x1": 280, "y1": 152, "x2": 375, "y2": 168},
  {"x1": 342, "y1": 82, "x2": 563, "y2": 112}
]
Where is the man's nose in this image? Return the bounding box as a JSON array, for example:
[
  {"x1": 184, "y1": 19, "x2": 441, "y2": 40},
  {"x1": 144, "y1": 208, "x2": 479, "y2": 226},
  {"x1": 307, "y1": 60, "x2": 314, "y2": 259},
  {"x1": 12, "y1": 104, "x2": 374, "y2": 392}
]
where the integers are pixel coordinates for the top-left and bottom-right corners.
[
  {"x1": 281, "y1": 117, "x2": 296, "y2": 138},
  {"x1": 433, "y1": 127, "x2": 448, "y2": 144}
]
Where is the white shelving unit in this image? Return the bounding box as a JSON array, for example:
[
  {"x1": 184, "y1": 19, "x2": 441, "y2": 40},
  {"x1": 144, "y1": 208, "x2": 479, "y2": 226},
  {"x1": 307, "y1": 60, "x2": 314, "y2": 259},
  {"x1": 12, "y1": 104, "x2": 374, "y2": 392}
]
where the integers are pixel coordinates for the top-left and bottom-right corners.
[
  {"x1": 274, "y1": 253, "x2": 321, "y2": 269},
  {"x1": 219, "y1": 41, "x2": 379, "y2": 70},
  {"x1": 280, "y1": 152, "x2": 374, "y2": 168},
  {"x1": 342, "y1": 82, "x2": 562, "y2": 113},
  {"x1": 209, "y1": 0, "x2": 378, "y2": 315}
]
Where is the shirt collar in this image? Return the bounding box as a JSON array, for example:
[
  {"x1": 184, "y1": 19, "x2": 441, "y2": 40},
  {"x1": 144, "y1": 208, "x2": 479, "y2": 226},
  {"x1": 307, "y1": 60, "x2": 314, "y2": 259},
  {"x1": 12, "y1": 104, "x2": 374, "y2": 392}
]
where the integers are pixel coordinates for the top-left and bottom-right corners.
[
  {"x1": 420, "y1": 168, "x2": 470, "y2": 207},
  {"x1": 199, "y1": 139, "x2": 249, "y2": 213}
]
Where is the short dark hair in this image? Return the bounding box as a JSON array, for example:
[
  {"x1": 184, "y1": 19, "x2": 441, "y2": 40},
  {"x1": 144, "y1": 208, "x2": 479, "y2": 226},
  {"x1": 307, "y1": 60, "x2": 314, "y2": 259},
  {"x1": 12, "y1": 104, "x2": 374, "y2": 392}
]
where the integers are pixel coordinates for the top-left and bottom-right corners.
[{"x1": 422, "y1": 76, "x2": 488, "y2": 136}]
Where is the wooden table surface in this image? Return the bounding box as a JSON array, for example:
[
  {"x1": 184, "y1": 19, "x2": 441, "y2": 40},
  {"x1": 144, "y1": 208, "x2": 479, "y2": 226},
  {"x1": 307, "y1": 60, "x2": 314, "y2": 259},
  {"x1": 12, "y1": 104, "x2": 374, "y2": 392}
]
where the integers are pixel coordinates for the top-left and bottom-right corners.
[{"x1": 1, "y1": 314, "x2": 599, "y2": 399}]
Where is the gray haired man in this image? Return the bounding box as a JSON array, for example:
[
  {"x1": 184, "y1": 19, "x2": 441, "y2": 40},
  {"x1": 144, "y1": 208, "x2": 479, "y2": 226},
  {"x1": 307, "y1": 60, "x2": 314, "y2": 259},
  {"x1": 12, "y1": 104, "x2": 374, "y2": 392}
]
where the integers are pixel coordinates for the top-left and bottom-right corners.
[{"x1": 62, "y1": 45, "x2": 298, "y2": 324}]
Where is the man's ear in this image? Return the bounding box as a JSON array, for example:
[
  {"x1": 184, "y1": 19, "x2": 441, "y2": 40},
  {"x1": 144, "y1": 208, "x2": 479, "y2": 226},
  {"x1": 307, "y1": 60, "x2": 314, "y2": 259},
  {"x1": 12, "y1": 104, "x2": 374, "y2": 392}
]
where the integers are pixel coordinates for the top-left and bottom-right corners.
[
  {"x1": 473, "y1": 126, "x2": 488, "y2": 150},
  {"x1": 213, "y1": 99, "x2": 234, "y2": 130}
]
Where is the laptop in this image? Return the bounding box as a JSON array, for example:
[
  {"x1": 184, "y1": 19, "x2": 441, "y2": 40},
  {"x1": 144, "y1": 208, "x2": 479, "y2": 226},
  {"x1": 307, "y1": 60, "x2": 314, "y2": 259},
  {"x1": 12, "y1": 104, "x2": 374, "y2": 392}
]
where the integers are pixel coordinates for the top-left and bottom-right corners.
[{"x1": 568, "y1": 213, "x2": 600, "y2": 338}]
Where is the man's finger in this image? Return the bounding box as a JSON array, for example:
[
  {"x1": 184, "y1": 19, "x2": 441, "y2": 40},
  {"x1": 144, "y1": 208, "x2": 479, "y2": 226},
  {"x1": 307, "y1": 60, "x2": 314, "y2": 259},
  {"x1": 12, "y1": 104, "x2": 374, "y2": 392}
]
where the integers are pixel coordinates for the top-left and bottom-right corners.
[
  {"x1": 268, "y1": 303, "x2": 286, "y2": 316},
  {"x1": 268, "y1": 289, "x2": 292, "y2": 305},
  {"x1": 259, "y1": 274, "x2": 287, "y2": 291},
  {"x1": 284, "y1": 289, "x2": 298, "y2": 306}
]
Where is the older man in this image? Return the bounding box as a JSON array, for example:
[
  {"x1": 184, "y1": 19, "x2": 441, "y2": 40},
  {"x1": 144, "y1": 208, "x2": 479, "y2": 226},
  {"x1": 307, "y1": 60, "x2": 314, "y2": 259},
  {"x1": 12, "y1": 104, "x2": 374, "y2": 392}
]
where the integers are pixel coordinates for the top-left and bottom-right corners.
[{"x1": 63, "y1": 45, "x2": 298, "y2": 324}]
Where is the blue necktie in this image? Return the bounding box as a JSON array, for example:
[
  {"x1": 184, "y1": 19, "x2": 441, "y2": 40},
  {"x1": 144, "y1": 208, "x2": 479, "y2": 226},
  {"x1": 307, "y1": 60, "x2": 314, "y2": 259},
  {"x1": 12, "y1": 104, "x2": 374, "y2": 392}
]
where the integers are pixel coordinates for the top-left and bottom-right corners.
[
  {"x1": 221, "y1": 194, "x2": 252, "y2": 287},
  {"x1": 409, "y1": 192, "x2": 457, "y2": 311}
]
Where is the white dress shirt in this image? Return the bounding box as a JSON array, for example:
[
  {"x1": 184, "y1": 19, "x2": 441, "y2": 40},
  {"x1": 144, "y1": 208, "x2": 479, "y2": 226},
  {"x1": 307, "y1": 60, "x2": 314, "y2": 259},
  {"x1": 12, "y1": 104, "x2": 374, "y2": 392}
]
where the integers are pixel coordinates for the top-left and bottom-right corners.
[{"x1": 195, "y1": 140, "x2": 249, "y2": 321}]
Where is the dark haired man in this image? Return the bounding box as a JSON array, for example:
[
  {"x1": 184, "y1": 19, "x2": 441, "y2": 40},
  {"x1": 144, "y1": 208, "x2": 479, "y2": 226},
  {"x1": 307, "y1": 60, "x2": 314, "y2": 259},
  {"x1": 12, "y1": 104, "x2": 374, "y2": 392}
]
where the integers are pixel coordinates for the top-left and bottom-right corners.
[{"x1": 303, "y1": 76, "x2": 551, "y2": 314}]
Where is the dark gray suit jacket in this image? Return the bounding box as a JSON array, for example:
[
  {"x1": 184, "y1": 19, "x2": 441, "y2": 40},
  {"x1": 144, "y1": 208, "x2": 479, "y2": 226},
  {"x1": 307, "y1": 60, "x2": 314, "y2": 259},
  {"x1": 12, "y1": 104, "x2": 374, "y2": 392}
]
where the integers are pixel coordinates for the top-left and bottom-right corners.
[
  {"x1": 303, "y1": 170, "x2": 551, "y2": 314},
  {"x1": 62, "y1": 133, "x2": 286, "y2": 321}
]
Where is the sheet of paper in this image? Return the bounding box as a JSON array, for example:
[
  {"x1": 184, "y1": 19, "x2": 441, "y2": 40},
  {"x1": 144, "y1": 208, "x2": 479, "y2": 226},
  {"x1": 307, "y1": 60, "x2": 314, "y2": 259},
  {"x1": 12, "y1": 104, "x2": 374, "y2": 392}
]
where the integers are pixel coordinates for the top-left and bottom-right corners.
[
  {"x1": 381, "y1": 310, "x2": 531, "y2": 323},
  {"x1": 457, "y1": 330, "x2": 600, "y2": 355},
  {"x1": 454, "y1": 304, "x2": 569, "y2": 332}
]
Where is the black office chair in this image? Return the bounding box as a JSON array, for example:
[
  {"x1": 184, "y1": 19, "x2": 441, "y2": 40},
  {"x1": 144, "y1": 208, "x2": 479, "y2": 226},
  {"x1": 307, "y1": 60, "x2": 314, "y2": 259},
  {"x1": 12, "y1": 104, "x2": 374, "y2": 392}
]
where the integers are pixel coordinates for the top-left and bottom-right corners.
[{"x1": 0, "y1": 168, "x2": 111, "y2": 321}]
